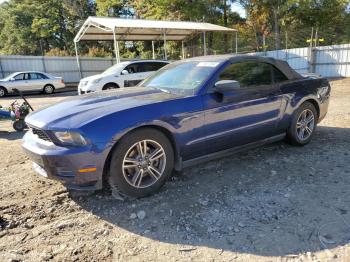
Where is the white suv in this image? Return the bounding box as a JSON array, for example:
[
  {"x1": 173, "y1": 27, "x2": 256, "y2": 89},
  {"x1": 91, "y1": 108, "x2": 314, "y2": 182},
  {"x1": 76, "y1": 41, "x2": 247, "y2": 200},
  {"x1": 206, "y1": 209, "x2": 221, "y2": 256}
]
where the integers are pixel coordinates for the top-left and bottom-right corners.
[{"x1": 78, "y1": 60, "x2": 169, "y2": 94}]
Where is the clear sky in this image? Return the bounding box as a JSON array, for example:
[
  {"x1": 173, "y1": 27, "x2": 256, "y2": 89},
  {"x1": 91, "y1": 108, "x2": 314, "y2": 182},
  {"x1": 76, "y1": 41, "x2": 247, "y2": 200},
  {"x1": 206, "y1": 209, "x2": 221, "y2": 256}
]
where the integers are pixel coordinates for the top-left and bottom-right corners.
[{"x1": 231, "y1": 2, "x2": 246, "y2": 18}]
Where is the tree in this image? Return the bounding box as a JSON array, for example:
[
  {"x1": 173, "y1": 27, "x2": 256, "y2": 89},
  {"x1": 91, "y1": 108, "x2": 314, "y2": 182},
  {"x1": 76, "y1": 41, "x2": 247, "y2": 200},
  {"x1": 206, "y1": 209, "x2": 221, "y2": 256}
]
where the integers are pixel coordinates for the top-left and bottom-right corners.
[
  {"x1": 96, "y1": 0, "x2": 133, "y2": 17},
  {"x1": 0, "y1": 0, "x2": 95, "y2": 55},
  {"x1": 239, "y1": 0, "x2": 350, "y2": 50}
]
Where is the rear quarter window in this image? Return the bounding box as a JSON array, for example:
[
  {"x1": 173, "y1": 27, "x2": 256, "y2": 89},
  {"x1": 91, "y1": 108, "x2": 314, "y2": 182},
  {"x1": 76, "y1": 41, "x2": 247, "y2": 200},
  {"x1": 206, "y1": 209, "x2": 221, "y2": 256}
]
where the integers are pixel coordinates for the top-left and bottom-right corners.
[{"x1": 272, "y1": 66, "x2": 288, "y2": 83}]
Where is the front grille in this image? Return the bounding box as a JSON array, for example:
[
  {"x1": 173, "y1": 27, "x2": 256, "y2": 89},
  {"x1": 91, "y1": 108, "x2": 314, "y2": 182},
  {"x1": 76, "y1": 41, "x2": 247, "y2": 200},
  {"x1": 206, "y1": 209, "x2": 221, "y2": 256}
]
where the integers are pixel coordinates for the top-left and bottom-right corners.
[
  {"x1": 31, "y1": 128, "x2": 52, "y2": 142},
  {"x1": 79, "y1": 90, "x2": 92, "y2": 95}
]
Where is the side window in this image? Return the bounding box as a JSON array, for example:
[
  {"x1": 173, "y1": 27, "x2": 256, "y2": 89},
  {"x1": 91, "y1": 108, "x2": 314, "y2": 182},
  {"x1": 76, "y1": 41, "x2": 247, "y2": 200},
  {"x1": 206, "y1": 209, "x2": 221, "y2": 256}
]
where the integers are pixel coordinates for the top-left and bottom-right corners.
[
  {"x1": 137, "y1": 62, "x2": 155, "y2": 73},
  {"x1": 124, "y1": 64, "x2": 138, "y2": 74},
  {"x1": 219, "y1": 62, "x2": 272, "y2": 87},
  {"x1": 272, "y1": 66, "x2": 288, "y2": 83},
  {"x1": 29, "y1": 73, "x2": 39, "y2": 80},
  {"x1": 14, "y1": 74, "x2": 25, "y2": 81},
  {"x1": 153, "y1": 62, "x2": 168, "y2": 70},
  {"x1": 37, "y1": 73, "x2": 48, "y2": 79}
]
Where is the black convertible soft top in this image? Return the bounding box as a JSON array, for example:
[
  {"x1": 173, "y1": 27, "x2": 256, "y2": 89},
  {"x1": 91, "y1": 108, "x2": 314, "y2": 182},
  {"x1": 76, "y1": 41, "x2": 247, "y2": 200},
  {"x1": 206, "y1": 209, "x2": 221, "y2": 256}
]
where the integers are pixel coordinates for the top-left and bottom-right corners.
[{"x1": 187, "y1": 54, "x2": 303, "y2": 80}]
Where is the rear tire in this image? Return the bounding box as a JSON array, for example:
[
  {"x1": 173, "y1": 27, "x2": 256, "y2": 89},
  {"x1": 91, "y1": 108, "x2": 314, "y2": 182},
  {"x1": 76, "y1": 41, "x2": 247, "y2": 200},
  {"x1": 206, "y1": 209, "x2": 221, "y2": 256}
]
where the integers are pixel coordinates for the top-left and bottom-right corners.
[
  {"x1": 43, "y1": 84, "x2": 55, "y2": 94},
  {"x1": 287, "y1": 101, "x2": 318, "y2": 146},
  {"x1": 108, "y1": 128, "x2": 174, "y2": 198},
  {"x1": 102, "y1": 83, "x2": 119, "y2": 90},
  {"x1": 0, "y1": 87, "x2": 7, "y2": 97}
]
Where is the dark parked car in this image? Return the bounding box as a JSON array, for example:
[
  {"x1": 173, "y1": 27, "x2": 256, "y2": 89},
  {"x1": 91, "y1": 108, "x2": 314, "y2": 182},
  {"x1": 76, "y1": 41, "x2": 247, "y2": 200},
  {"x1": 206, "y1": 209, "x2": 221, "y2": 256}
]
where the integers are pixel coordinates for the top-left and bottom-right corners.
[{"x1": 22, "y1": 55, "x2": 331, "y2": 197}]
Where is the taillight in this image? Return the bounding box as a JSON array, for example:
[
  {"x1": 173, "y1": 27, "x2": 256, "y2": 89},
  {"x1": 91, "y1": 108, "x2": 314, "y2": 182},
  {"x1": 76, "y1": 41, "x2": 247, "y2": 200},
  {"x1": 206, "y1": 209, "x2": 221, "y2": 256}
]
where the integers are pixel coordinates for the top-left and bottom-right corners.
[{"x1": 61, "y1": 79, "x2": 64, "y2": 84}]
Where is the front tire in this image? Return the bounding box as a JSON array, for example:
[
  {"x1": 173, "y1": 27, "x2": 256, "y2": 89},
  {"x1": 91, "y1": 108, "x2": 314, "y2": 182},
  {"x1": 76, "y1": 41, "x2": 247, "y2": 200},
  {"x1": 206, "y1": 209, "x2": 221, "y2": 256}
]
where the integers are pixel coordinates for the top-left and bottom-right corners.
[
  {"x1": 43, "y1": 84, "x2": 55, "y2": 94},
  {"x1": 0, "y1": 87, "x2": 7, "y2": 97},
  {"x1": 108, "y1": 128, "x2": 174, "y2": 198},
  {"x1": 287, "y1": 101, "x2": 318, "y2": 146},
  {"x1": 13, "y1": 120, "x2": 26, "y2": 132},
  {"x1": 102, "y1": 83, "x2": 119, "y2": 90}
]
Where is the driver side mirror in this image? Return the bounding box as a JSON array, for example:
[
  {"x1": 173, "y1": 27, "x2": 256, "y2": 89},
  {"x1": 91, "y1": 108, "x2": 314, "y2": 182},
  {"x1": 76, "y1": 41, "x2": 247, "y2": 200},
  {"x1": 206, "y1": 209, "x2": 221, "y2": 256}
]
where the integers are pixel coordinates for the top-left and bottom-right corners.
[
  {"x1": 121, "y1": 70, "x2": 129, "y2": 75},
  {"x1": 214, "y1": 80, "x2": 240, "y2": 93},
  {"x1": 9, "y1": 77, "x2": 15, "y2": 81}
]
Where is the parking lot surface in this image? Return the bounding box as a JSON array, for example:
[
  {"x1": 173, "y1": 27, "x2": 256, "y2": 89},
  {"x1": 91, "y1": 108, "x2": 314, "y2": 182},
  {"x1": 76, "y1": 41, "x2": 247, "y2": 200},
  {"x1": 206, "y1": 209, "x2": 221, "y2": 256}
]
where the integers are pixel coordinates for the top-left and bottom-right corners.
[{"x1": 0, "y1": 79, "x2": 350, "y2": 261}]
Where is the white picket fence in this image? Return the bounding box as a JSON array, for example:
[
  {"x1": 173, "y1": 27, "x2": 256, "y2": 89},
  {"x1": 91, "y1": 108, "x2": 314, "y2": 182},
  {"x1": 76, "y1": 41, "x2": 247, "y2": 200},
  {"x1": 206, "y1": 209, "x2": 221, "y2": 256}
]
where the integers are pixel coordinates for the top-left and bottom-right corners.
[{"x1": 0, "y1": 43, "x2": 349, "y2": 83}]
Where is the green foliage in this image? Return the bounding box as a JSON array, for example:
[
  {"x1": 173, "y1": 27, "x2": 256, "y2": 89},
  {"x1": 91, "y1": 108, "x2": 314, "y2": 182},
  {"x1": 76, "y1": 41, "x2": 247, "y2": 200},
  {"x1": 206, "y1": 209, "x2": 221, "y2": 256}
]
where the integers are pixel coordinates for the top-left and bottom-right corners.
[
  {"x1": 84, "y1": 47, "x2": 113, "y2": 57},
  {"x1": 45, "y1": 48, "x2": 71, "y2": 56},
  {"x1": 0, "y1": 0, "x2": 95, "y2": 55},
  {"x1": 0, "y1": 0, "x2": 349, "y2": 56},
  {"x1": 96, "y1": 0, "x2": 133, "y2": 17},
  {"x1": 239, "y1": 0, "x2": 350, "y2": 50}
]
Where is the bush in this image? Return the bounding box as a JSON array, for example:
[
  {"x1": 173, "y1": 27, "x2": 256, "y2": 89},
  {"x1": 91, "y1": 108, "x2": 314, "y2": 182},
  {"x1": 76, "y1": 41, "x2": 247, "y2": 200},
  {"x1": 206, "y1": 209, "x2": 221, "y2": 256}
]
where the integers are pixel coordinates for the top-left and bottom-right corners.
[{"x1": 45, "y1": 48, "x2": 71, "y2": 56}]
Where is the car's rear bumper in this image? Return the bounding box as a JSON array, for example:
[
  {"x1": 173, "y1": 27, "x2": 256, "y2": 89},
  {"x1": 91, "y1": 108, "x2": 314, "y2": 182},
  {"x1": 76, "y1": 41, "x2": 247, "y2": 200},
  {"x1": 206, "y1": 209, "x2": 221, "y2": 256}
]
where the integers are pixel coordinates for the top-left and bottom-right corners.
[
  {"x1": 22, "y1": 131, "x2": 104, "y2": 190},
  {"x1": 55, "y1": 83, "x2": 66, "y2": 89}
]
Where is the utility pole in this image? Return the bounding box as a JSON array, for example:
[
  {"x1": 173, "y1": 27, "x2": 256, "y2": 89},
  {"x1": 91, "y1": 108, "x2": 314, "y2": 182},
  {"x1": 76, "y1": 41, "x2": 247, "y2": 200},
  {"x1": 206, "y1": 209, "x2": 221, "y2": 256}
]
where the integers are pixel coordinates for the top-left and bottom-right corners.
[
  {"x1": 314, "y1": 28, "x2": 319, "y2": 48},
  {"x1": 309, "y1": 27, "x2": 315, "y2": 73},
  {"x1": 223, "y1": 0, "x2": 228, "y2": 53},
  {"x1": 263, "y1": 34, "x2": 266, "y2": 52}
]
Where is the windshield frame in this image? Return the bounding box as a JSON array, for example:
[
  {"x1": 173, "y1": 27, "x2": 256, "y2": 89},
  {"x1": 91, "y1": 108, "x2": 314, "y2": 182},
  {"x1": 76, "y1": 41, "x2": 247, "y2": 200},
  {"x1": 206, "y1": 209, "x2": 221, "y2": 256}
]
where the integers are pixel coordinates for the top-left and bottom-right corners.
[
  {"x1": 102, "y1": 62, "x2": 130, "y2": 75},
  {"x1": 139, "y1": 60, "x2": 224, "y2": 96},
  {"x1": 3, "y1": 73, "x2": 18, "y2": 80}
]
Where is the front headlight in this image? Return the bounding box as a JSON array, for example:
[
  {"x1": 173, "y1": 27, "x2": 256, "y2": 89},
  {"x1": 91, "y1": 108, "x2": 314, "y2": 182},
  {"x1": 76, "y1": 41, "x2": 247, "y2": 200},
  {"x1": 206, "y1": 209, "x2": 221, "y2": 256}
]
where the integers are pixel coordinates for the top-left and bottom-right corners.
[
  {"x1": 91, "y1": 78, "x2": 102, "y2": 84},
  {"x1": 53, "y1": 131, "x2": 87, "y2": 146}
]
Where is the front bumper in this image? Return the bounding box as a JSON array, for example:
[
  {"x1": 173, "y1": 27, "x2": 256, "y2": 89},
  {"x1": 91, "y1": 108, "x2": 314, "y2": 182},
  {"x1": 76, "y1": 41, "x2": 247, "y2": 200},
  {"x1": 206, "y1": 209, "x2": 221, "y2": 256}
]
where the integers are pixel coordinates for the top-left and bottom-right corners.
[
  {"x1": 22, "y1": 131, "x2": 104, "y2": 190},
  {"x1": 78, "y1": 82, "x2": 98, "y2": 95}
]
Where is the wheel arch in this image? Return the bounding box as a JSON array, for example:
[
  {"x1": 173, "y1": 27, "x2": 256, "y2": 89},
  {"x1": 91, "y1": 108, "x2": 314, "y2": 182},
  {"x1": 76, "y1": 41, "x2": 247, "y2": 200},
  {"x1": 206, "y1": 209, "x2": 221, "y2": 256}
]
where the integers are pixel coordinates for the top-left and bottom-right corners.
[
  {"x1": 304, "y1": 98, "x2": 320, "y2": 118},
  {"x1": 101, "y1": 124, "x2": 180, "y2": 188},
  {"x1": 0, "y1": 85, "x2": 8, "y2": 93},
  {"x1": 103, "y1": 82, "x2": 120, "y2": 90}
]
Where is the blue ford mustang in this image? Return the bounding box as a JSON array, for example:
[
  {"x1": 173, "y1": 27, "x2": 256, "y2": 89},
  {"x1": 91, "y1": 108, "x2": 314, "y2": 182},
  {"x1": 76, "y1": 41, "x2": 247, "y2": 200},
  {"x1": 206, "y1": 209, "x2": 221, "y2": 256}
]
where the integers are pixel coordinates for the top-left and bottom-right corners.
[{"x1": 22, "y1": 55, "x2": 330, "y2": 197}]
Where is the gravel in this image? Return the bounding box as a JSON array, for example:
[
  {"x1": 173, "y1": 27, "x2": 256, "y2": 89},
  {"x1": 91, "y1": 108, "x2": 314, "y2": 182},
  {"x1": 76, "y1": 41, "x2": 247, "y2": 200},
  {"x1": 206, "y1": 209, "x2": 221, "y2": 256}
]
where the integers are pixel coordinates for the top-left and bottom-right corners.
[{"x1": 0, "y1": 79, "x2": 350, "y2": 261}]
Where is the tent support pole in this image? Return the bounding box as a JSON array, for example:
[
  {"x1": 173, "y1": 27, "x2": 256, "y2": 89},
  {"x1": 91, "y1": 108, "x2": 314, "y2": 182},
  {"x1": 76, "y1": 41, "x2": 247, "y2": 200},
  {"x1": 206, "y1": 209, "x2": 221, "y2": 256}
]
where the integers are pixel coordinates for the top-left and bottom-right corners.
[
  {"x1": 235, "y1": 31, "x2": 238, "y2": 54},
  {"x1": 182, "y1": 40, "x2": 185, "y2": 59},
  {"x1": 117, "y1": 41, "x2": 120, "y2": 63},
  {"x1": 203, "y1": 32, "x2": 207, "y2": 56},
  {"x1": 113, "y1": 29, "x2": 120, "y2": 63},
  {"x1": 163, "y1": 32, "x2": 167, "y2": 60},
  {"x1": 74, "y1": 41, "x2": 82, "y2": 79},
  {"x1": 152, "y1": 41, "x2": 155, "y2": 59}
]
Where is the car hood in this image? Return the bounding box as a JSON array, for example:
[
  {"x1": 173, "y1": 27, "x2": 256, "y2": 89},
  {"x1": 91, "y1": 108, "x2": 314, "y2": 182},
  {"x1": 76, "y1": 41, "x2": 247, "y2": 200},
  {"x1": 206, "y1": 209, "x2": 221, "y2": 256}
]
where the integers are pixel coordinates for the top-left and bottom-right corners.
[{"x1": 26, "y1": 87, "x2": 181, "y2": 130}]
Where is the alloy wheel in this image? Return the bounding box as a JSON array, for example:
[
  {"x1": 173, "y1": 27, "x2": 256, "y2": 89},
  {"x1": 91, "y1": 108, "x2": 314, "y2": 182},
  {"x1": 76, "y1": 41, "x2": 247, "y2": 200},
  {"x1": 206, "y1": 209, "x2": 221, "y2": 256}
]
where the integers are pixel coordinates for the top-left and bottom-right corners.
[
  {"x1": 296, "y1": 109, "x2": 315, "y2": 141},
  {"x1": 0, "y1": 88, "x2": 5, "y2": 97},
  {"x1": 122, "y1": 139, "x2": 166, "y2": 188},
  {"x1": 45, "y1": 85, "x2": 54, "y2": 94}
]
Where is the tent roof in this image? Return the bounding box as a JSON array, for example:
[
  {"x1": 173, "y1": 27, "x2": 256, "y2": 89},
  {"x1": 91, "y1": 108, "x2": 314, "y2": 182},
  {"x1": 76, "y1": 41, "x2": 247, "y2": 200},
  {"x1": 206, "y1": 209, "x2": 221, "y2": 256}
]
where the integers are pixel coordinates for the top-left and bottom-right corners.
[{"x1": 74, "y1": 16, "x2": 237, "y2": 42}]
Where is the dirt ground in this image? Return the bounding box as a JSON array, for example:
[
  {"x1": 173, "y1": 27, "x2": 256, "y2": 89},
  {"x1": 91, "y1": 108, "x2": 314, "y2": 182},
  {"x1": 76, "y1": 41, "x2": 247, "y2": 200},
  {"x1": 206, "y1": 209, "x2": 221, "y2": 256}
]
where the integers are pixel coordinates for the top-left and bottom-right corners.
[{"x1": 0, "y1": 79, "x2": 349, "y2": 262}]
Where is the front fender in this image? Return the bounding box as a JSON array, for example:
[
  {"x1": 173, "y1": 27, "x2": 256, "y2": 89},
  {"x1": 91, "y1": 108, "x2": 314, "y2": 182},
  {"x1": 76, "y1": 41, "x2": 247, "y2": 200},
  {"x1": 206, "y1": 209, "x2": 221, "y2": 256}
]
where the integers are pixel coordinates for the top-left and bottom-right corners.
[
  {"x1": 108, "y1": 120, "x2": 180, "y2": 159},
  {"x1": 97, "y1": 119, "x2": 181, "y2": 183}
]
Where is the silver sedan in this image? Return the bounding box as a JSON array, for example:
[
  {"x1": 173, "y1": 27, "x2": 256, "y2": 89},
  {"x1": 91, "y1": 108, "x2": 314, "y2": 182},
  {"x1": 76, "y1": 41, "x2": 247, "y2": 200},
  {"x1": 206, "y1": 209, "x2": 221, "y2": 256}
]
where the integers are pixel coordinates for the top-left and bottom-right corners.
[{"x1": 0, "y1": 71, "x2": 65, "y2": 97}]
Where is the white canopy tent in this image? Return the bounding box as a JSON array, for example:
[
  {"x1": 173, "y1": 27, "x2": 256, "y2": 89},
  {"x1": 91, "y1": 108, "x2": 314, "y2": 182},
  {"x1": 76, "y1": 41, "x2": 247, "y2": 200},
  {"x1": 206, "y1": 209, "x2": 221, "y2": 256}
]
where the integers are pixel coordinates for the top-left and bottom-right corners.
[{"x1": 74, "y1": 16, "x2": 237, "y2": 68}]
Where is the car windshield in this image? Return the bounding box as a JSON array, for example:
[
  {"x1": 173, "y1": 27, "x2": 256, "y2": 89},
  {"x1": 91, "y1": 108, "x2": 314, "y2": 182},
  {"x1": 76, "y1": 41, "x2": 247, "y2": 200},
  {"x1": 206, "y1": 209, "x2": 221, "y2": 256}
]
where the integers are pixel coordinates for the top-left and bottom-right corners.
[
  {"x1": 102, "y1": 63, "x2": 129, "y2": 75},
  {"x1": 3, "y1": 73, "x2": 17, "y2": 80},
  {"x1": 140, "y1": 61, "x2": 221, "y2": 95}
]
